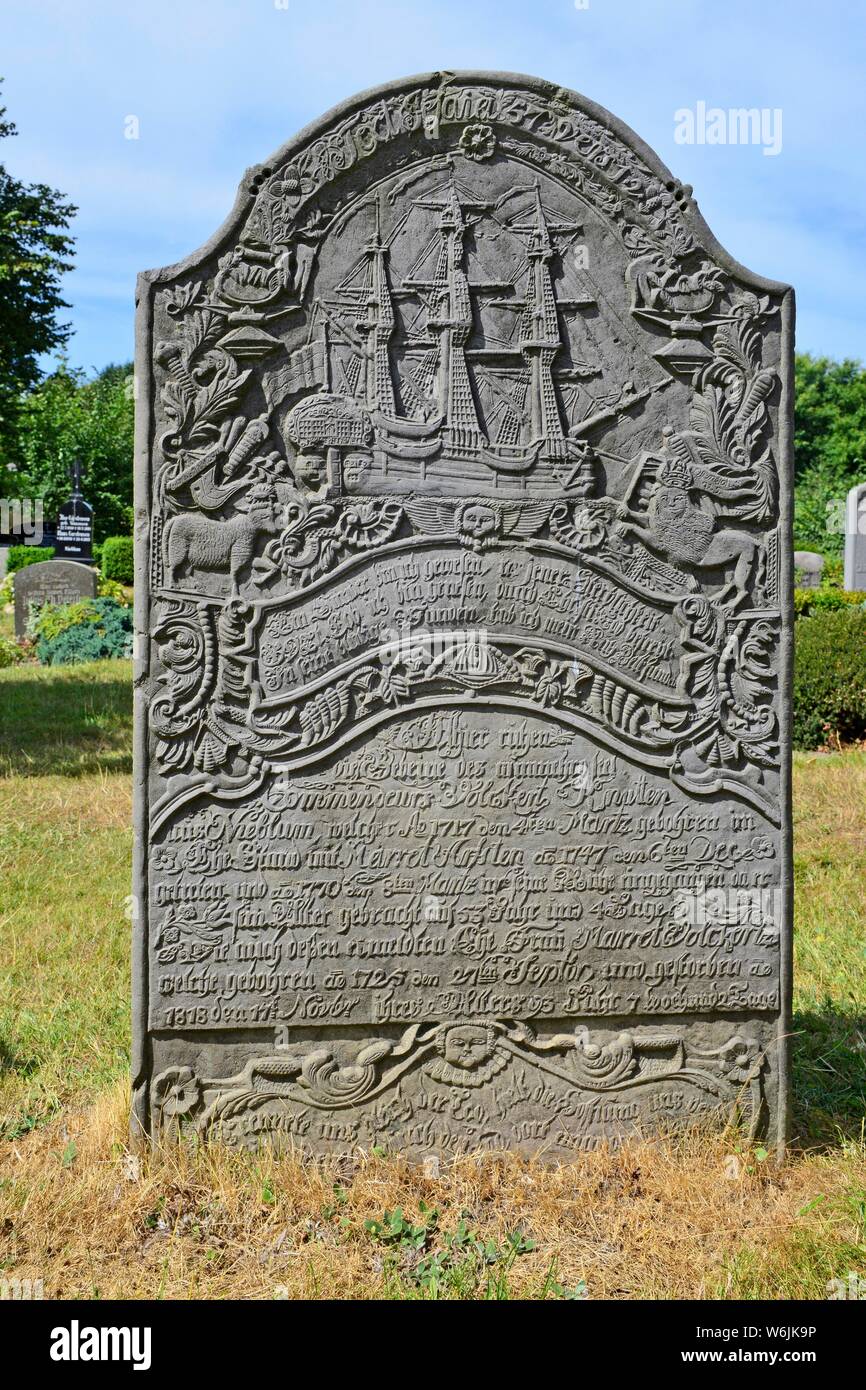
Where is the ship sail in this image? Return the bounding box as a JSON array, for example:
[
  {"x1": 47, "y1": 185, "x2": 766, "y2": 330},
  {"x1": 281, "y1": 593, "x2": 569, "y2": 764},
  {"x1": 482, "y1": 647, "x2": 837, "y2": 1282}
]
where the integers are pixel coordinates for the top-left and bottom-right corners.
[{"x1": 305, "y1": 176, "x2": 626, "y2": 480}]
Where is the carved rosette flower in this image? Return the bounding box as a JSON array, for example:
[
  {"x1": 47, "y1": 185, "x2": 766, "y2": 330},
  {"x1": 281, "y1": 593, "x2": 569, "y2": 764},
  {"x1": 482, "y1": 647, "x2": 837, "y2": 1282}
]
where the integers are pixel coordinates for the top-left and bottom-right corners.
[
  {"x1": 459, "y1": 122, "x2": 496, "y2": 161},
  {"x1": 153, "y1": 1066, "x2": 201, "y2": 1127}
]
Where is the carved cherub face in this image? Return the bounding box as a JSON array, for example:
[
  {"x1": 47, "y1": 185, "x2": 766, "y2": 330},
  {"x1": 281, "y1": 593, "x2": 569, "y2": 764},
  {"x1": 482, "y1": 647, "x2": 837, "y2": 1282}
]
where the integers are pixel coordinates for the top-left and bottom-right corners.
[
  {"x1": 441, "y1": 1025, "x2": 493, "y2": 1070},
  {"x1": 459, "y1": 504, "x2": 498, "y2": 540}
]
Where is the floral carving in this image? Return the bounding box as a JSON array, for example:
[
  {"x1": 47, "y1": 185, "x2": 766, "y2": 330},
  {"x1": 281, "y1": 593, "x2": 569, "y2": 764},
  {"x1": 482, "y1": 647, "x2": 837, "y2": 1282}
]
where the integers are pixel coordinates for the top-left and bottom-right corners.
[
  {"x1": 459, "y1": 122, "x2": 496, "y2": 161},
  {"x1": 152, "y1": 1066, "x2": 202, "y2": 1129}
]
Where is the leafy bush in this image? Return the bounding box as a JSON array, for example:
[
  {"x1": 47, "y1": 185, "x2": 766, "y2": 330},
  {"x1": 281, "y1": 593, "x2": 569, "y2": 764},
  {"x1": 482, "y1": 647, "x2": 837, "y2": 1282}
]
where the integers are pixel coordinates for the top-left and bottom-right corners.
[
  {"x1": 32, "y1": 597, "x2": 133, "y2": 666},
  {"x1": 793, "y1": 607, "x2": 866, "y2": 748},
  {"x1": 6, "y1": 545, "x2": 55, "y2": 573},
  {"x1": 821, "y1": 554, "x2": 844, "y2": 589},
  {"x1": 0, "y1": 635, "x2": 25, "y2": 669},
  {"x1": 101, "y1": 535, "x2": 134, "y2": 585},
  {"x1": 794, "y1": 586, "x2": 866, "y2": 618},
  {"x1": 96, "y1": 572, "x2": 132, "y2": 606}
]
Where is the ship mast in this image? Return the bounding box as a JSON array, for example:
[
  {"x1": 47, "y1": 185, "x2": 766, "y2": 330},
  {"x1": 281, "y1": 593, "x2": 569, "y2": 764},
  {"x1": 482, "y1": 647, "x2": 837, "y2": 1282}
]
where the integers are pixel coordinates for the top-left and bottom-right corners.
[
  {"x1": 514, "y1": 183, "x2": 570, "y2": 459},
  {"x1": 403, "y1": 178, "x2": 492, "y2": 457},
  {"x1": 427, "y1": 180, "x2": 485, "y2": 455},
  {"x1": 357, "y1": 198, "x2": 397, "y2": 418}
]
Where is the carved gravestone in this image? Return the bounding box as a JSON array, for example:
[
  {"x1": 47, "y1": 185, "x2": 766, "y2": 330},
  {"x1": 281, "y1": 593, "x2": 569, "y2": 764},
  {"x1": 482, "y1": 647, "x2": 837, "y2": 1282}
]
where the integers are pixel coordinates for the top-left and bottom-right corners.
[
  {"x1": 134, "y1": 73, "x2": 793, "y2": 1157},
  {"x1": 14, "y1": 558, "x2": 97, "y2": 637},
  {"x1": 844, "y1": 482, "x2": 866, "y2": 592}
]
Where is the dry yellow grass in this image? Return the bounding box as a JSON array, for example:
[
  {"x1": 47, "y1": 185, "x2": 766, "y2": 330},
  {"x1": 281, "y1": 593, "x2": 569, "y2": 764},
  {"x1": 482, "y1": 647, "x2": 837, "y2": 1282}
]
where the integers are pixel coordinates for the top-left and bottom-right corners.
[{"x1": 1, "y1": 1081, "x2": 864, "y2": 1300}]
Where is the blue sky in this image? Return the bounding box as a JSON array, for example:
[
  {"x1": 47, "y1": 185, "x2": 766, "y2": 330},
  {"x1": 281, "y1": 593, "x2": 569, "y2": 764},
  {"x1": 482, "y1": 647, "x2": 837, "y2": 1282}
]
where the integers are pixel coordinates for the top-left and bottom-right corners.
[{"x1": 3, "y1": 0, "x2": 864, "y2": 375}]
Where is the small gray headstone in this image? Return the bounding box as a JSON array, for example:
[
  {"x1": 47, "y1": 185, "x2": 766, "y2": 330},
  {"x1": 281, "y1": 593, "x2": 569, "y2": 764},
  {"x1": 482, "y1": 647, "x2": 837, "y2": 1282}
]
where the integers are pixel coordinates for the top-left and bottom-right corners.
[
  {"x1": 844, "y1": 483, "x2": 866, "y2": 591},
  {"x1": 134, "y1": 73, "x2": 793, "y2": 1158},
  {"x1": 13, "y1": 559, "x2": 96, "y2": 638},
  {"x1": 793, "y1": 550, "x2": 825, "y2": 589}
]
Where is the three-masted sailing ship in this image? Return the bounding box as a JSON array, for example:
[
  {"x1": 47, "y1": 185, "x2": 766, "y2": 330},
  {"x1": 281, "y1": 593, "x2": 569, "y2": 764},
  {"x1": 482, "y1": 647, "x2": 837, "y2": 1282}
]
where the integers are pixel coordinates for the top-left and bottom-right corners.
[{"x1": 283, "y1": 175, "x2": 656, "y2": 491}]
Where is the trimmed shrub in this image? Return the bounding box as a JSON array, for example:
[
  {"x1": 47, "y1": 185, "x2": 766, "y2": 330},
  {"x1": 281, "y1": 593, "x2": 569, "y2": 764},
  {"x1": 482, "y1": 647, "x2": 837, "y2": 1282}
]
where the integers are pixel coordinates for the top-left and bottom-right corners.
[
  {"x1": 794, "y1": 586, "x2": 866, "y2": 618},
  {"x1": 33, "y1": 597, "x2": 133, "y2": 666},
  {"x1": 101, "y1": 535, "x2": 134, "y2": 585},
  {"x1": 793, "y1": 607, "x2": 866, "y2": 749},
  {"x1": 6, "y1": 545, "x2": 55, "y2": 573}
]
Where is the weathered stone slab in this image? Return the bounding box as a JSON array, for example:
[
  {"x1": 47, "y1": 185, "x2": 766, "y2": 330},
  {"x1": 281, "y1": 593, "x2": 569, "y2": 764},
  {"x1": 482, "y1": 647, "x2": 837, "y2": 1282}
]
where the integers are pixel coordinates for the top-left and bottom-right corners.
[
  {"x1": 13, "y1": 558, "x2": 96, "y2": 637},
  {"x1": 844, "y1": 482, "x2": 866, "y2": 591},
  {"x1": 134, "y1": 73, "x2": 794, "y2": 1157},
  {"x1": 793, "y1": 550, "x2": 824, "y2": 589}
]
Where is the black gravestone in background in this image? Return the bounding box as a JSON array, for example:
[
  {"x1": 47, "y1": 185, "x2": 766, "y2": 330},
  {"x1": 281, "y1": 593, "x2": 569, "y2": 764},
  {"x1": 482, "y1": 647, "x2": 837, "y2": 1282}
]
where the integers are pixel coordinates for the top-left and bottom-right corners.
[
  {"x1": 55, "y1": 460, "x2": 94, "y2": 562},
  {"x1": 134, "y1": 72, "x2": 794, "y2": 1159}
]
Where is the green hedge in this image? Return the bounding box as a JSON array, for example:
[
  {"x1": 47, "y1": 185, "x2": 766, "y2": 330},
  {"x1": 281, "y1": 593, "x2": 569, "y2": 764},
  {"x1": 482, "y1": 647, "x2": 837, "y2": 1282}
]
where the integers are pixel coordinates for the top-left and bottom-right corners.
[
  {"x1": 793, "y1": 607, "x2": 866, "y2": 749},
  {"x1": 32, "y1": 597, "x2": 133, "y2": 666},
  {"x1": 100, "y1": 535, "x2": 134, "y2": 585},
  {"x1": 6, "y1": 545, "x2": 55, "y2": 573},
  {"x1": 794, "y1": 586, "x2": 866, "y2": 617}
]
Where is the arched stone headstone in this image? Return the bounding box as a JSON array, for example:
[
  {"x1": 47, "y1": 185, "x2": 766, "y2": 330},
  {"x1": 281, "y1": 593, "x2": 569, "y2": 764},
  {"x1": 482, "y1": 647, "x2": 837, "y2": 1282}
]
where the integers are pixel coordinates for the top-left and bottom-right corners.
[
  {"x1": 793, "y1": 550, "x2": 825, "y2": 590},
  {"x1": 13, "y1": 558, "x2": 96, "y2": 638},
  {"x1": 134, "y1": 73, "x2": 793, "y2": 1157}
]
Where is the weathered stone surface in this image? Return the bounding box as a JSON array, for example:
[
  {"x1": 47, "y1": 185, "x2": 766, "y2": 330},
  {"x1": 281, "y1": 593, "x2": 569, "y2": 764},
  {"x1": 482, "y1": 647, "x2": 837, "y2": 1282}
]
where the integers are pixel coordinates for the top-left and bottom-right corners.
[
  {"x1": 844, "y1": 482, "x2": 866, "y2": 591},
  {"x1": 793, "y1": 550, "x2": 824, "y2": 589},
  {"x1": 133, "y1": 72, "x2": 794, "y2": 1157},
  {"x1": 13, "y1": 558, "x2": 96, "y2": 637}
]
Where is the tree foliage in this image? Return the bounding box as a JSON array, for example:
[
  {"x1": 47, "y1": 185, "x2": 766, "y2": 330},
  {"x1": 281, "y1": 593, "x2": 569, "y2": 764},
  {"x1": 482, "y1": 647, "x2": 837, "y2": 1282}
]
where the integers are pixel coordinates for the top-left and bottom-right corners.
[
  {"x1": 794, "y1": 353, "x2": 866, "y2": 554},
  {"x1": 0, "y1": 78, "x2": 76, "y2": 461},
  {"x1": 3, "y1": 362, "x2": 134, "y2": 541}
]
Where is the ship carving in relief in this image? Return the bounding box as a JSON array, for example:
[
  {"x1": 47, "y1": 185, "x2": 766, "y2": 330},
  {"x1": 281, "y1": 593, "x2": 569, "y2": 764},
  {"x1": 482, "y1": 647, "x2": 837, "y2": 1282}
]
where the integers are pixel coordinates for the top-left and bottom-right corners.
[{"x1": 273, "y1": 170, "x2": 670, "y2": 498}]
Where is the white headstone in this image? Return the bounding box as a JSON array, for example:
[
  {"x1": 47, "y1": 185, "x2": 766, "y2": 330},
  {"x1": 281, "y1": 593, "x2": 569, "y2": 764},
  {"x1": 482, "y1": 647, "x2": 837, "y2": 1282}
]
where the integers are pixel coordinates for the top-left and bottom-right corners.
[{"x1": 844, "y1": 482, "x2": 866, "y2": 591}]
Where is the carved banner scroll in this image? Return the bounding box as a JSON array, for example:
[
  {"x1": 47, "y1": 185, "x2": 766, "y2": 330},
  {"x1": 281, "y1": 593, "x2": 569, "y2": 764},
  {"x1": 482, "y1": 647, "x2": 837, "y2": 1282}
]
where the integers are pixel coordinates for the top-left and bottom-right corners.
[{"x1": 134, "y1": 71, "x2": 793, "y2": 1157}]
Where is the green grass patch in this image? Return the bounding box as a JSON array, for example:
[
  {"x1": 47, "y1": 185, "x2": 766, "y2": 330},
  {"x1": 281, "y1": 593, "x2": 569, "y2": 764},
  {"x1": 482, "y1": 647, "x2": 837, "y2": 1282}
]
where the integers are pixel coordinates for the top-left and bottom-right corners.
[
  {"x1": 0, "y1": 774, "x2": 132, "y2": 1136},
  {"x1": 0, "y1": 658, "x2": 132, "y2": 777}
]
